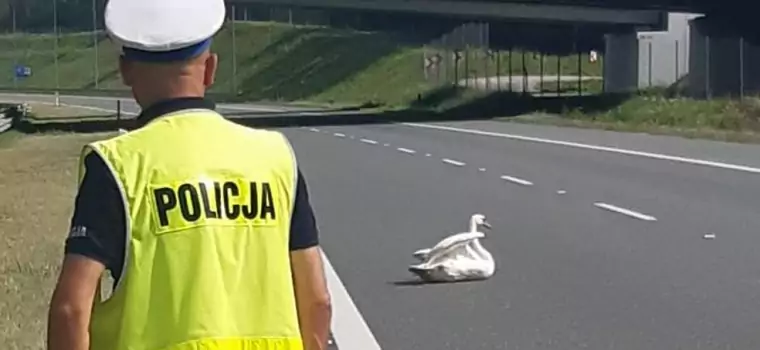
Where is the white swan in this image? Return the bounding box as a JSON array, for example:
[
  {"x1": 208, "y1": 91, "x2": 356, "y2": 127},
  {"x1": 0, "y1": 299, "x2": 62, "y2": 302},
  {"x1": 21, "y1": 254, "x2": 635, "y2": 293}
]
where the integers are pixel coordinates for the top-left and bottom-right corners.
[
  {"x1": 412, "y1": 213, "x2": 491, "y2": 262},
  {"x1": 408, "y1": 214, "x2": 496, "y2": 282}
]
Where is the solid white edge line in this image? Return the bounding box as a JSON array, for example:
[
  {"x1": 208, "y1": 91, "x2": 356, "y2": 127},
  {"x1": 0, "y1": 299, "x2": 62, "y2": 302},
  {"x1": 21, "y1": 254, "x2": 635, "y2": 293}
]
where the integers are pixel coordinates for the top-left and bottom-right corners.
[
  {"x1": 35, "y1": 101, "x2": 139, "y2": 116},
  {"x1": 321, "y1": 249, "x2": 383, "y2": 350},
  {"x1": 3, "y1": 93, "x2": 288, "y2": 112},
  {"x1": 593, "y1": 202, "x2": 657, "y2": 221},
  {"x1": 500, "y1": 175, "x2": 534, "y2": 186},
  {"x1": 402, "y1": 123, "x2": 760, "y2": 175},
  {"x1": 396, "y1": 147, "x2": 416, "y2": 154},
  {"x1": 360, "y1": 138, "x2": 379, "y2": 145},
  {"x1": 334, "y1": 133, "x2": 346, "y2": 138},
  {"x1": 442, "y1": 158, "x2": 466, "y2": 167}
]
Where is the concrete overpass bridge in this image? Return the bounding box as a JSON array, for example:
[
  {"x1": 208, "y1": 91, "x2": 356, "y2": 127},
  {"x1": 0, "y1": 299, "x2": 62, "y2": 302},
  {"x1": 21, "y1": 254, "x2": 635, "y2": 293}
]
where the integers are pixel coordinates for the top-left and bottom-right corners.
[{"x1": 227, "y1": 0, "x2": 758, "y2": 97}]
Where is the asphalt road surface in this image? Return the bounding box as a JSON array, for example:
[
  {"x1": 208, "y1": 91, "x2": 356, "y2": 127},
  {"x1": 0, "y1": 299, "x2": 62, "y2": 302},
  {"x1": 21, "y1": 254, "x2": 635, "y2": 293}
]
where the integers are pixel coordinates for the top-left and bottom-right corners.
[{"x1": 7, "y1": 93, "x2": 760, "y2": 349}]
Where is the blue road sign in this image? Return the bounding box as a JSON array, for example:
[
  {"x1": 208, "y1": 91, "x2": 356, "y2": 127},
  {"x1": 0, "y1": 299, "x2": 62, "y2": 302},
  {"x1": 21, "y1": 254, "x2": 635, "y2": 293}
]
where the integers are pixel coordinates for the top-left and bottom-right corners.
[{"x1": 14, "y1": 65, "x2": 31, "y2": 79}]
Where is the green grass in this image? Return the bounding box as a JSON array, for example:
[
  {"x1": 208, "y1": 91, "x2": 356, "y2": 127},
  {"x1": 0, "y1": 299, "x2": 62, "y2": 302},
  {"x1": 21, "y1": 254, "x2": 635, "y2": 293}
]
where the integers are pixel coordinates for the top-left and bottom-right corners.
[
  {"x1": 509, "y1": 93, "x2": 760, "y2": 143},
  {"x1": 0, "y1": 22, "x2": 602, "y2": 107}
]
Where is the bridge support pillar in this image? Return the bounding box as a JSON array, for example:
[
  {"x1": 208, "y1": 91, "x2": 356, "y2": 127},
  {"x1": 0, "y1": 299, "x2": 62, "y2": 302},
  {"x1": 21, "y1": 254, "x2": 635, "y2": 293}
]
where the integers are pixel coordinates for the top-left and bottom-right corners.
[{"x1": 603, "y1": 31, "x2": 639, "y2": 93}]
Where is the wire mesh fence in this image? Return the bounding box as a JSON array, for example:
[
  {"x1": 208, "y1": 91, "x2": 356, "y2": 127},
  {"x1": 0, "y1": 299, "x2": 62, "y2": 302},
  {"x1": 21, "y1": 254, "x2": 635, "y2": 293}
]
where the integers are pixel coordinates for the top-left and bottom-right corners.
[{"x1": 0, "y1": 2, "x2": 756, "y2": 103}]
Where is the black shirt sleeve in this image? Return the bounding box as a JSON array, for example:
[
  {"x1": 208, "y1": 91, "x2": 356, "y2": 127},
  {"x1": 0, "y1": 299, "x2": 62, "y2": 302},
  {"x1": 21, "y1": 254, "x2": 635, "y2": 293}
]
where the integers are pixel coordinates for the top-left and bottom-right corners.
[
  {"x1": 289, "y1": 167, "x2": 320, "y2": 251},
  {"x1": 65, "y1": 152, "x2": 126, "y2": 279}
]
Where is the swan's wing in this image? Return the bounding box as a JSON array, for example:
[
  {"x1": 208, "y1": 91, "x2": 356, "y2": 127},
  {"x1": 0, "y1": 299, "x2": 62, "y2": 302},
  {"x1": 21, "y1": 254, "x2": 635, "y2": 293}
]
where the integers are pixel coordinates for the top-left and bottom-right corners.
[
  {"x1": 426, "y1": 231, "x2": 485, "y2": 257},
  {"x1": 423, "y1": 234, "x2": 484, "y2": 266}
]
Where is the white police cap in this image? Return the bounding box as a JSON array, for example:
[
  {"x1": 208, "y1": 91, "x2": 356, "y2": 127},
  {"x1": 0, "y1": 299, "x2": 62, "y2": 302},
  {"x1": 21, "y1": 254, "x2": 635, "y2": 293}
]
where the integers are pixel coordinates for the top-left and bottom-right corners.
[{"x1": 105, "y1": 0, "x2": 226, "y2": 62}]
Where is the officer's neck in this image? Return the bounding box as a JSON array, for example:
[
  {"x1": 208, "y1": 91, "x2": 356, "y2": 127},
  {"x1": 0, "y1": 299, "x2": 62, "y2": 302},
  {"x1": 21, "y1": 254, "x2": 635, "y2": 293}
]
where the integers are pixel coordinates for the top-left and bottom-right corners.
[
  {"x1": 131, "y1": 74, "x2": 207, "y2": 111},
  {"x1": 134, "y1": 88, "x2": 205, "y2": 112}
]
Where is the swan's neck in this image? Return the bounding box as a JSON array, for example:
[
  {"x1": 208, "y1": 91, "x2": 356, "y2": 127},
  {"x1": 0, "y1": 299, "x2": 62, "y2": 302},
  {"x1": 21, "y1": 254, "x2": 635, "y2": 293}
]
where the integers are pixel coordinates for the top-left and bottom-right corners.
[
  {"x1": 470, "y1": 239, "x2": 492, "y2": 259},
  {"x1": 468, "y1": 219, "x2": 478, "y2": 233}
]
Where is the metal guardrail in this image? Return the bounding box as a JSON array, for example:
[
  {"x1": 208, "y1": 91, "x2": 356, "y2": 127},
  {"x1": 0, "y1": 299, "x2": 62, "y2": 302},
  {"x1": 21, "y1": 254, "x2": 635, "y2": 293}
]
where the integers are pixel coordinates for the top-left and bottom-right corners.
[
  {"x1": 0, "y1": 115, "x2": 13, "y2": 133},
  {"x1": 0, "y1": 103, "x2": 31, "y2": 135}
]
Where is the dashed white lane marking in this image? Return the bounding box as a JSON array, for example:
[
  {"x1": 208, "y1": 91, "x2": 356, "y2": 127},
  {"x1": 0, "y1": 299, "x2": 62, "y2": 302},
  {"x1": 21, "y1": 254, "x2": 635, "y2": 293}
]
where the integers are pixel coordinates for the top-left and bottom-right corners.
[
  {"x1": 349, "y1": 136, "x2": 355, "y2": 139},
  {"x1": 383, "y1": 143, "x2": 390, "y2": 147},
  {"x1": 403, "y1": 123, "x2": 760, "y2": 175},
  {"x1": 479, "y1": 168, "x2": 487, "y2": 172},
  {"x1": 360, "y1": 138, "x2": 379, "y2": 145},
  {"x1": 334, "y1": 133, "x2": 346, "y2": 138},
  {"x1": 442, "y1": 158, "x2": 466, "y2": 167},
  {"x1": 321, "y1": 249, "x2": 383, "y2": 350},
  {"x1": 309, "y1": 128, "x2": 320, "y2": 132},
  {"x1": 557, "y1": 190, "x2": 567, "y2": 195},
  {"x1": 425, "y1": 153, "x2": 432, "y2": 157},
  {"x1": 500, "y1": 175, "x2": 534, "y2": 186},
  {"x1": 593, "y1": 202, "x2": 657, "y2": 222},
  {"x1": 397, "y1": 147, "x2": 416, "y2": 155}
]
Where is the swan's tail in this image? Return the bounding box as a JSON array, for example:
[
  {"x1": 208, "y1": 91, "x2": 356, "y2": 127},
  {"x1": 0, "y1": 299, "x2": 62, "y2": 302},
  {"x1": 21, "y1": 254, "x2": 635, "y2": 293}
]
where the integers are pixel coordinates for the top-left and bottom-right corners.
[{"x1": 412, "y1": 248, "x2": 431, "y2": 261}]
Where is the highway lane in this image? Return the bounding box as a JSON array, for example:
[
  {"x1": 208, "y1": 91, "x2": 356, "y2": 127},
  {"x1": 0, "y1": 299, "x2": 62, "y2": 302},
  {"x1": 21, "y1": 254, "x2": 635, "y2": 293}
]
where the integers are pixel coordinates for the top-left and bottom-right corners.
[
  {"x1": 7, "y1": 93, "x2": 760, "y2": 348},
  {"x1": 282, "y1": 123, "x2": 760, "y2": 349}
]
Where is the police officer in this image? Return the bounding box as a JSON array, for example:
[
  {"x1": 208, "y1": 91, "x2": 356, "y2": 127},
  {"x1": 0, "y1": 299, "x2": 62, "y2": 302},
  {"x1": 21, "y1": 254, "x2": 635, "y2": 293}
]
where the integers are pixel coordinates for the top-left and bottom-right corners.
[{"x1": 46, "y1": 0, "x2": 332, "y2": 349}]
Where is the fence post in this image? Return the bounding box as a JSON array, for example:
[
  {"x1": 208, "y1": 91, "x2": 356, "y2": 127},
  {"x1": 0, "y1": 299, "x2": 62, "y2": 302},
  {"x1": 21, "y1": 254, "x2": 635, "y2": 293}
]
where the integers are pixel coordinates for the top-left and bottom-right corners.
[
  {"x1": 92, "y1": 0, "x2": 99, "y2": 89},
  {"x1": 521, "y1": 50, "x2": 527, "y2": 95},
  {"x1": 496, "y1": 50, "x2": 501, "y2": 92},
  {"x1": 739, "y1": 36, "x2": 744, "y2": 99},
  {"x1": 484, "y1": 49, "x2": 490, "y2": 91},
  {"x1": 705, "y1": 35, "x2": 711, "y2": 99},
  {"x1": 116, "y1": 100, "x2": 122, "y2": 128},
  {"x1": 231, "y1": 5, "x2": 238, "y2": 95},
  {"x1": 508, "y1": 47, "x2": 513, "y2": 92},
  {"x1": 453, "y1": 49, "x2": 462, "y2": 87},
  {"x1": 577, "y1": 51, "x2": 582, "y2": 96},
  {"x1": 53, "y1": 0, "x2": 61, "y2": 102},
  {"x1": 648, "y1": 41, "x2": 653, "y2": 88},
  {"x1": 539, "y1": 52, "x2": 544, "y2": 95},
  {"x1": 11, "y1": 4, "x2": 17, "y2": 88},
  {"x1": 556, "y1": 53, "x2": 561, "y2": 97},
  {"x1": 464, "y1": 47, "x2": 470, "y2": 88},
  {"x1": 675, "y1": 40, "x2": 680, "y2": 84}
]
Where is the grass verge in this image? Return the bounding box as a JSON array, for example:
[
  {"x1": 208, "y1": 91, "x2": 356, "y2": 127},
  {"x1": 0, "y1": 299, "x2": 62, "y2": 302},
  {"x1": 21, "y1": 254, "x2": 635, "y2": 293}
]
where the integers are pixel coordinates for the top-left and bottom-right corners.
[
  {"x1": 0, "y1": 132, "x2": 118, "y2": 349},
  {"x1": 0, "y1": 22, "x2": 601, "y2": 107},
  {"x1": 507, "y1": 94, "x2": 760, "y2": 144}
]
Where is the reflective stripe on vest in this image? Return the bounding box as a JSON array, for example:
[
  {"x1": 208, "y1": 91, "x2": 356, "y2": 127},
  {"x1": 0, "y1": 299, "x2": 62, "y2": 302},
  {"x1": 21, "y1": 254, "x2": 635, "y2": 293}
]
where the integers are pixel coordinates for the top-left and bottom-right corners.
[{"x1": 83, "y1": 109, "x2": 303, "y2": 350}]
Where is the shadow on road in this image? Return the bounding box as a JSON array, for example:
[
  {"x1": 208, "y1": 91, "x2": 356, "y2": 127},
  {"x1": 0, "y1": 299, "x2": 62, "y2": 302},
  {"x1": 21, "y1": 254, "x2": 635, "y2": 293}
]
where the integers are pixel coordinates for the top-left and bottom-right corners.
[
  {"x1": 11, "y1": 88, "x2": 632, "y2": 134},
  {"x1": 389, "y1": 278, "x2": 490, "y2": 287}
]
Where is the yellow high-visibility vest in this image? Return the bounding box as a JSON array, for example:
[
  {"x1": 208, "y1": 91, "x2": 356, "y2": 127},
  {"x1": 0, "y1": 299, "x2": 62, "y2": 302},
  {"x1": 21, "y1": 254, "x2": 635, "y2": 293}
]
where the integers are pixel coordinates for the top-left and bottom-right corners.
[{"x1": 81, "y1": 108, "x2": 303, "y2": 350}]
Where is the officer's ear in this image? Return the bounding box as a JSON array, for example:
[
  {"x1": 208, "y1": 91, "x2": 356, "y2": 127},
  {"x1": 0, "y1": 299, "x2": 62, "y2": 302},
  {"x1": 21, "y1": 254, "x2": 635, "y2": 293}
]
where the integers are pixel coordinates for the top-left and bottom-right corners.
[
  {"x1": 118, "y1": 55, "x2": 134, "y2": 87},
  {"x1": 203, "y1": 52, "x2": 218, "y2": 88}
]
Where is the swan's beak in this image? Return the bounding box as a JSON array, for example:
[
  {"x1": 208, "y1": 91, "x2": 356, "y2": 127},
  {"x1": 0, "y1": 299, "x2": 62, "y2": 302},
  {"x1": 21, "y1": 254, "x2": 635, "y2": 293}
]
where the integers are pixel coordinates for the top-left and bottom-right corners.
[{"x1": 482, "y1": 221, "x2": 492, "y2": 230}]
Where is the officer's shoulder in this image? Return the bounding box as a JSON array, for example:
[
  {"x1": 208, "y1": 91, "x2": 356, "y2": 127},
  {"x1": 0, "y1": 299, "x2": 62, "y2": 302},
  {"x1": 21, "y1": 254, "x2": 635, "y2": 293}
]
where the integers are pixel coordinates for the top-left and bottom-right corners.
[
  {"x1": 81, "y1": 128, "x2": 132, "y2": 152},
  {"x1": 230, "y1": 123, "x2": 291, "y2": 142}
]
